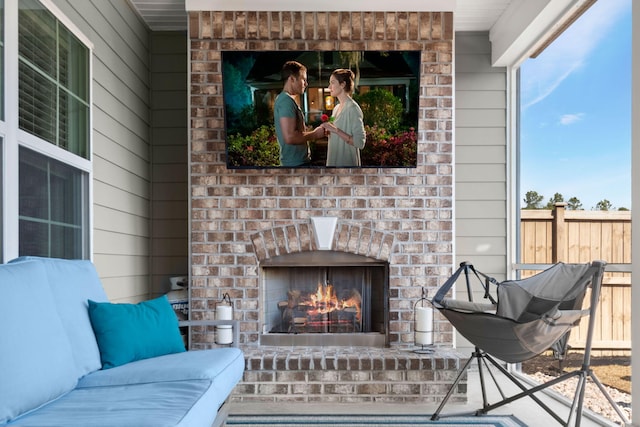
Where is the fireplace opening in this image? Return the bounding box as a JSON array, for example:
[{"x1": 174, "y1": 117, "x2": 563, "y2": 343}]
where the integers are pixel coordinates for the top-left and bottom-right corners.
[{"x1": 259, "y1": 251, "x2": 389, "y2": 347}]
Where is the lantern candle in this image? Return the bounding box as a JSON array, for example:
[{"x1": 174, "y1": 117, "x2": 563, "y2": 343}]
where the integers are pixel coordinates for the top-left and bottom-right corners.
[
  {"x1": 415, "y1": 306, "x2": 433, "y2": 346},
  {"x1": 216, "y1": 304, "x2": 233, "y2": 344}
]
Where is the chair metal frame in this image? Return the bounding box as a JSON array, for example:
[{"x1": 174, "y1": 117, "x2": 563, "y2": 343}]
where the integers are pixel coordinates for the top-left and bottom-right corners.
[{"x1": 430, "y1": 261, "x2": 631, "y2": 427}]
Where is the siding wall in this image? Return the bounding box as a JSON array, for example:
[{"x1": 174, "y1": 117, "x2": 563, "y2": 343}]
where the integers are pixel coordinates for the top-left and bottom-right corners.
[
  {"x1": 52, "y1": 0, "x2": 152, "y2": 302},
  {"x1": 454, "y1": 32, "x2": 508, "y2": 355},
  {"x1": 150, "y1": 32, "x2": 189, "y2": 296}
]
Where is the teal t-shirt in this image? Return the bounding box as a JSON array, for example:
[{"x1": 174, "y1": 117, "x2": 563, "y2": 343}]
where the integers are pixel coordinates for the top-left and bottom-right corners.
[{"x1": 273, "y1": 91, "x2": 310, "y2": 166}]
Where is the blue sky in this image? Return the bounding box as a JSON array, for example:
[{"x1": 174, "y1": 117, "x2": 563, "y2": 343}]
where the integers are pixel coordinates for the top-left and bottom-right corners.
[{"x1": 519, "y1": 0, "x2": 631, "y2": 210}]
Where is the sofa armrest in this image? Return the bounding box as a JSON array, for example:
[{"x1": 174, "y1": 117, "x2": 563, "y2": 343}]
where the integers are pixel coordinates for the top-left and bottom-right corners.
[{"x1": 178, "y1": 320, "x2": 240, "y2": 348}]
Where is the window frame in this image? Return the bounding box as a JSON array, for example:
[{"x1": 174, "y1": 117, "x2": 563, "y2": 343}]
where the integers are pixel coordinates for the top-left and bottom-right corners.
[{"x1": 2, "y1": 0, "x2": 93, "y2": 262}]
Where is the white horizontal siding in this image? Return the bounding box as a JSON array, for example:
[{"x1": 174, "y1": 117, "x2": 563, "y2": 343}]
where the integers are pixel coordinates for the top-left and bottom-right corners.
[
  {"x1": 456, "y1": 219, "x2": 506, "y2": 237},
  {"x1": 456, "y1": 200, "x2": 506, "y2": 218},
  {"x1": 93, "y1": 230, "x2": 151, "y2": 256},
  {"x1": 456, "y1": 182, "x2": 506, "y2": 200},
  {"x1": 456, "y1": 127, "x2": 505, "y2": 146},
  {"x1": 457, "y1": 109, "x2": 506, "y2": 128},
  {"x1": 456, "y1": 72, "x2": 505, "y2": 90},
  {"x1": 456, "y1": 146, "x2": 506, "y2": 164},
  {"x1": 456, "y1": 90, "x2": 505, "y2": 109},
  {"x1": 51, "y1": 0, "x2": 152, "y2": 303},
  {"x1": 454, "y1": 31, "x2": 508, "y2": 355},
  {"x1": 93, "y1": 85, "x2": 149, "y2": 147},
  {"x1": 456, "y1": 164, "x2": 506, "y2": 182},
  {"x1": 94, "y1": 205, "x2": 149, "y2": 235},
  {"x1": 150, "y1": 32, "x2": 189, "y2": 297},
  {"x1": 93, "y1": 181, "x2": 150, "y2": 218}
]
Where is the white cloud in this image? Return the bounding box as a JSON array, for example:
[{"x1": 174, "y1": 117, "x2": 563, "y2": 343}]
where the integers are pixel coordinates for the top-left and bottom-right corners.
[
  {"x1": 559, "y1": 113, "x2": 585, "y2": 125},
  {"x1": 520, "y1": 0, "x2": 630, "y2": 110}
]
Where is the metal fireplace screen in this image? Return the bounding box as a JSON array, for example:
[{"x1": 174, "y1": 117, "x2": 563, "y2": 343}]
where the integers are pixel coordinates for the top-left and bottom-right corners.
[{"x1": 264, "y1": 266, "x2": 386, "y2": 335}]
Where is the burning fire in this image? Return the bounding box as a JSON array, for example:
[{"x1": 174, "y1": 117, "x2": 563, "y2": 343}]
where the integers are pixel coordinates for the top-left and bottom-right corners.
[{"x1": 303, "y1": 283, "x2": 362, "y2": 321}]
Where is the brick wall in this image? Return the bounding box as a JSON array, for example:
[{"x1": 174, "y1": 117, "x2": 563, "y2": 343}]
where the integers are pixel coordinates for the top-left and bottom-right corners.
[{"x1": 188, "y1": 11, "x2": 454, "y2": 349}]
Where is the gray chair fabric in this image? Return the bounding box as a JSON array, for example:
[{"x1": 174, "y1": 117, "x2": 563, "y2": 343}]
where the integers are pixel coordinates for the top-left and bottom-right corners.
[
  {"x1": 432, "y1": 262, "x2": 594, "y2": 363},
  {"x1": 430, "y1": 261, "x2": 630, "y2": 426}
]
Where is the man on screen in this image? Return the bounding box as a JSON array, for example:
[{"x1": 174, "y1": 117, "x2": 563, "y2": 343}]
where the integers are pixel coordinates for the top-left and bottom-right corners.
[{"x1": 273, "y1": 61, "x2": 325, "y2": 167}]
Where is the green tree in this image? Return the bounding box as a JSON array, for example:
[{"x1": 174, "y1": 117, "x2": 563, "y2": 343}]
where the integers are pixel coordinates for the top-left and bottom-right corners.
[
  {"x1": 354, "y1": 89, "x2": 403, "y2": 132},
  {"x1": 594, "y1": 199, "x2": 613, "y2": 211},
  {"x1": 222, "y1": 56, "x2": 256, "y2": 113},
  {"x1": 567, "y1": 197, "x2": 583, "y2": 210},
  {"x1": 523, "y1": 191, "x2": 544, "y2": 209},
  {"x1": 226, "y1": 125, "x2": 279, "y2": 167},
  {"x1": 545, "y1": 193, "x2": 564, "y2": 209}
]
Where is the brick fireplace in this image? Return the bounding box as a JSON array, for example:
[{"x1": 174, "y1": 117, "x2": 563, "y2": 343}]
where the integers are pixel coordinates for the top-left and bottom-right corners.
[
  {"x1": 254, "y1": 220, "x2": 391, "y2": 347},
  {"x1": 188, "y1": 10, "x2": 463, "y2": 402}
]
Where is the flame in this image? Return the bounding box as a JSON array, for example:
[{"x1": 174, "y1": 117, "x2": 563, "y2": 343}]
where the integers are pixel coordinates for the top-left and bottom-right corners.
[{"x1": 303, "y1": 283, "x2": 361, "y2": 321}]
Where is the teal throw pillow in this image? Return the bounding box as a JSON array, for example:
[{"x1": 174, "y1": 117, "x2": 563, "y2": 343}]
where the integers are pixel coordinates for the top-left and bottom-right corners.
[{"x1": 88, "y1": 295, "x2": 185, "y2": 369}]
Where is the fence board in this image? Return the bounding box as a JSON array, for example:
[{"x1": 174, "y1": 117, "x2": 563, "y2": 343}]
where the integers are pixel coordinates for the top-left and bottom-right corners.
[{"x1": 520, "y1": 205, "x2": 631, "y2": 355}]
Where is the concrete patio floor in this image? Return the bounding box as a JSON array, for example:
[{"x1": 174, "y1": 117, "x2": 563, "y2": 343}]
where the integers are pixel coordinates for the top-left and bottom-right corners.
[{"x1": 227, "y1": 365, "x2": 625, "y2": 426}]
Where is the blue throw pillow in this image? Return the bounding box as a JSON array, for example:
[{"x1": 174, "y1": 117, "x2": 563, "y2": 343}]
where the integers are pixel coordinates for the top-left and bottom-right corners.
[{"x1": 88, "y1": 295, "x2": 186, "y2": 369}]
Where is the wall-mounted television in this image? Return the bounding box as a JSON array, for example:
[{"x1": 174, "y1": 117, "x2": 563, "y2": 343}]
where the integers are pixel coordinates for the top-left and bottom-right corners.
[{"x1": 222, "y1": 50, "x2": 421, "y2": 169}]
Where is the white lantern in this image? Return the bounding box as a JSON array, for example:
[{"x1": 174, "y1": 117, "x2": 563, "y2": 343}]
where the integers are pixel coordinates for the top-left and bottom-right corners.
[
  {"x1": 414, "y1": 288, "x2": 434, "y2": 354},
  {"x1": 216, "y1": 293, "x2": 234, "y2": 345}
]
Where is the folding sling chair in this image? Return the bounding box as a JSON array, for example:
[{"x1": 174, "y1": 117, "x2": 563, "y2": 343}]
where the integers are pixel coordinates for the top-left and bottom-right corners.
[{"x1": 430, "y1": 260, "x2": 630, "y2": 426}]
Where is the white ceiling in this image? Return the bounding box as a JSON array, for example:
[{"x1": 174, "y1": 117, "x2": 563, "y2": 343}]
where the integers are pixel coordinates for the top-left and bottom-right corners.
[{"x1": 128, "y1": 0, "x2": 514, "y2": 32}]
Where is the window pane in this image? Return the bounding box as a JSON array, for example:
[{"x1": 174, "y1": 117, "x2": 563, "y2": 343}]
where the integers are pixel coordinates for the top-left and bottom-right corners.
[
  {"x1": 59, "y1": 89, "x2": 89, "y2": 158},
  {"x1": 19, "y1": 220, "x2": 48, "y2": 257},
  {"x1": 19, "y1": 148, "x2": 87, "y2": 259},
  {"x1": 18, "y1": 61, "x2": 57, "y2": 145},
  {"x1": 0, "y1": 0, "x2": 4, "y2": 120},
  {"x1": 59, "y1": 25, "x2": 89, "y2": 101},
  {"x1": 18, "y1": 151, "x2": 48, "y2": 220},
  {"x1": 18, "y1": 0, "x2": 56, "y2": 80},
  {"x1": 49, "y1": 159, "x2": 82, "y2": 224},
  {"x1": 18, "y1": 0, "x2": 90, "y2": 159},
  {"x1": 0, "y1": 138, "x2": 3, "y2": 262},
  {"x1": 51, "y1": 224, "x2": 82, "y2": 259}
]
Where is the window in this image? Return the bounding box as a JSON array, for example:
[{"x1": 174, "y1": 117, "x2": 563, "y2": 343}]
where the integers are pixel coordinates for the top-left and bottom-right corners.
[
  {"x1": 0, "y1": 0, "x2": 93, "y2": 260},
  {"x1": 518, "y1": 0, "x2": 631, "y2": 214},
  {"x1": 0, "y1": 0, "x2": 4, "y2": 120},
  {"x1": 18, "y1": 0, "x2": 89, "y2": 158},
  {"x1": 19, "y1": 147, "x2": 87, "y2": 258}
]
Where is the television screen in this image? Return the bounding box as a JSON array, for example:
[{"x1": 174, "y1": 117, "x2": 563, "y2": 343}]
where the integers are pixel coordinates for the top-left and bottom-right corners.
[{"x1": 222, "y1": 50, "x2": 421, "y2": 169}]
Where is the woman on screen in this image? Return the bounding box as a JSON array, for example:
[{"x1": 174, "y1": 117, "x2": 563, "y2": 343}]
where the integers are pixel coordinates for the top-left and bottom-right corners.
[{"x1": 321, "y1": 69, "x2": 366, "y2": 167}]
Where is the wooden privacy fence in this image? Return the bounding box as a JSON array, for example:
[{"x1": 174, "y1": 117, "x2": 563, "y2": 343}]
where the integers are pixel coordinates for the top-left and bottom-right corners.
[{"x1": 520, "y1": 203, "x2": 631, "y2": 355}]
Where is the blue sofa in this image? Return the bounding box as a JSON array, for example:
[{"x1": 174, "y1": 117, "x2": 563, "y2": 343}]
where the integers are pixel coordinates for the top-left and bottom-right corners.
[{"x1": 0, "y1": 257, "x2": 244, "y2": 427}]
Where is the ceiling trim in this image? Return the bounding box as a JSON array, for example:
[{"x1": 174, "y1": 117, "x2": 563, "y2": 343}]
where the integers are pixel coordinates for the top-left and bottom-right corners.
[
  {"x1": 489, "y1": 0, "x2": 593, "y2": 67},
  {"x1": 185, "y1": 0, "x2": 454, "y2": 12},
  {"x1": 529, "y1": 0, "x2": 596, "y2": 58}
]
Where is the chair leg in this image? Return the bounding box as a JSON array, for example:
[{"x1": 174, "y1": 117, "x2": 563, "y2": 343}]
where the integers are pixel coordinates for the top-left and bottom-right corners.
[
  {"x1": 431, "y1": 347, "x2": 500, "y2": 421},
  {"x1": 584, "y1": 370, "x2": 631, "y2": 426},
  {"x1": 478, "y1": 359, "x2": 631, "y2": 427},
  {"x1": 475, "y1": 353, "x2": 569, "y2": 425},
  {"x1": 430, "y1": 350, "x2": 476, "y2": 420}
]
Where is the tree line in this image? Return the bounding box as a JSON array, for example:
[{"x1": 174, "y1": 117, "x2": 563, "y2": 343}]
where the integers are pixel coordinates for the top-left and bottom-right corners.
[{"x1": 523, "y1": 191, "x2": 629, "y2": 211}]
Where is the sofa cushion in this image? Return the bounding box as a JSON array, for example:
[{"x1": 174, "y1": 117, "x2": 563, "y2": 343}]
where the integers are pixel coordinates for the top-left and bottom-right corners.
[
  {"x1": 0, "y1": 260, "x2": 78, "y2": 424},
  {"x1": 4, "y1": 380, "x2": 215, "y2": 427},
  {"x1": 10, "y1": 256, "x2": 109, "y2": 378},
  {"x1": 88, "y1": 295, "x2": 186, "y2": 369},
  {"x1": 76, "y1": 348, "x2": 245, "y2": 427},
  {"x1": 77, "y1": 348, "x2": 245, "y2": 389}
]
